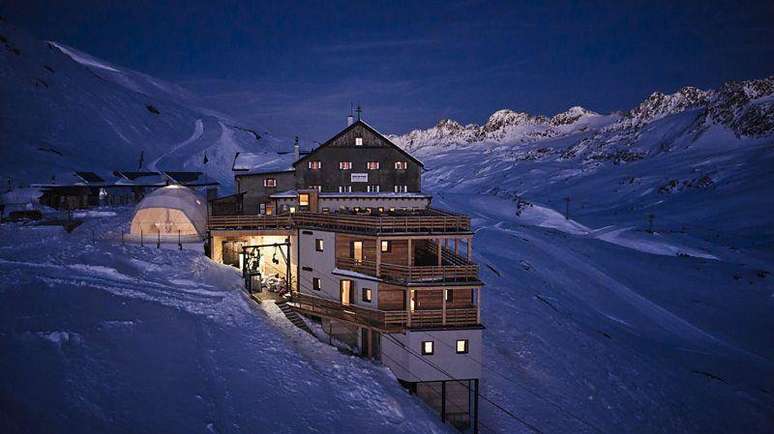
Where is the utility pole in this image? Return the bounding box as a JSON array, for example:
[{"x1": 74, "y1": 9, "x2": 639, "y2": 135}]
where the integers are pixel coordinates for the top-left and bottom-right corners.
[
  {"x1": 564, "y1": 197, "x2": 571, "y2": 220},
  {"x1": 647, "y1": 213, "x2": 655, "y2": 234}
]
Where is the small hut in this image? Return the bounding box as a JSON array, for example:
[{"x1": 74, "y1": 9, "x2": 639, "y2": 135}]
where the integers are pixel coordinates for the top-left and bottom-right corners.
[{"x1": 130, "y1": 185, "x2": 206, "y2": 242}]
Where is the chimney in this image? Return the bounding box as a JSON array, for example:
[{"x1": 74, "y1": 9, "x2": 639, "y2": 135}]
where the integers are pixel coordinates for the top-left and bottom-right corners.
[
  {"x1": 347, "y1": 113, "x2": 354, "y2": 126},
  {"x1": 293, "y1": 136, "x2": 300, "y2": 161}
]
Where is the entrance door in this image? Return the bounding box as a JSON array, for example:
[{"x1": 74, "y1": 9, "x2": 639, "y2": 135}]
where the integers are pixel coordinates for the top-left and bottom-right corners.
[{"x1": 222, "y1": 240, "x2": 243, "y2": 268}]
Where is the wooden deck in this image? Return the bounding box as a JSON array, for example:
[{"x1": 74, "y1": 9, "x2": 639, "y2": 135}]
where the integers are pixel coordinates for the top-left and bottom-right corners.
[
  {"x1": 289, "y1": 293, "x2": 479, "y2": 331},
  {"x1": 336, "y1": 257, "x2": 480, "y2": 285},
  {"x1": 207, "y1": 209, "x2": 471, "y2": 235}
]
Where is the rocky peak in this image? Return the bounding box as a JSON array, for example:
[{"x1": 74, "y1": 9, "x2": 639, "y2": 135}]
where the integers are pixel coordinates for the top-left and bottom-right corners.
[
  {"x1": 626, "y1": 86, "x2": 710, "y2": 125},
  {"x1": 550, "y1": 106, "x2": 595, "y2": 126}
]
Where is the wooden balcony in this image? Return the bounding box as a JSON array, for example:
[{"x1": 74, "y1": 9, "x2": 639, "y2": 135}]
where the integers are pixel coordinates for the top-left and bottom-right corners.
[
  {"x1": 207, "y1": 208, "x2": 471, "y2": 235},
  {"x1": 289, "y1": 293, "x2": 479, "y2": 331},
  {"x1": 336, "y1": 257, "x2": 480, "y2": 285}
]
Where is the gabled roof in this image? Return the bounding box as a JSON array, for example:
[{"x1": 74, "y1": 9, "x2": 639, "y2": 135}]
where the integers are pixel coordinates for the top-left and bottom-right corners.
[
  {"x1": 75, "y1": 171, "x2": 105, "y2": 184},
  {"x1": 292, "y1": 120, "x2": 424, "y2": 168}
]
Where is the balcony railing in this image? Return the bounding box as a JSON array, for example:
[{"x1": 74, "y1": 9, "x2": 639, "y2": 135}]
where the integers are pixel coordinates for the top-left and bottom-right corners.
[
  {"x1": 336, "y1": 257, "x2": 480, "y2": 284},
  {"x1": 207, "y1": 214, "x2": 293, "y2": 230},
  {"x1": 207, "y1": 209, "x2": 471, "y2": 234},
  {"x1": 289, "y1": 293, "x2": 479, "y2": 331}
]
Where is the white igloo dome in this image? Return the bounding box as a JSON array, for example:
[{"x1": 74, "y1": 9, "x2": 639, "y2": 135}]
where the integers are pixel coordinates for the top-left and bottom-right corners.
[{"x1": 130, "y1": 185, "x2": 207, "y2": 238}]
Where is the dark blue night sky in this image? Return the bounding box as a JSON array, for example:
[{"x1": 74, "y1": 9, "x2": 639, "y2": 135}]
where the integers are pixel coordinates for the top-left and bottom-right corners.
[{"x1": 4, "y1": 0, "x2": 773, "y2": 140}]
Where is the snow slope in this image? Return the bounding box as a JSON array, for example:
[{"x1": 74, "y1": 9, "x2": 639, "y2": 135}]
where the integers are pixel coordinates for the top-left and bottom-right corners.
[
  {"x1": 0, "y1": 21, "x2": 283, "y2": 188},
  {"x1": 386, "y1": 81, "x2": 774, "y2": 432},
  {"x1": 0, "y1": 210, "x2": 451, "y2": 434}
]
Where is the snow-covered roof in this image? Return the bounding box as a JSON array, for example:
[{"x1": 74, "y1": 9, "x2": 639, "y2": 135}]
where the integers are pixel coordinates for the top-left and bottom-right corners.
[
  {"x1": 233, "y1": 152, "x2": 298, "y2": 175},
  {"x1": 133, "y1": 185, "x2": 207, "y2": 235},
  {"x1": 270, "y1": 189, "x2": 431, "y2": 199}
]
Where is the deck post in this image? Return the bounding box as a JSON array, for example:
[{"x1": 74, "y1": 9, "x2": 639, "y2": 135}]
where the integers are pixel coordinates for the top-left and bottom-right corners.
[
  {"x1": 408, "y1": 238, "x2": 413, "y2": 266},
  {"x1": 454, "y1": 238, "x2": 458, "y2": 255},
  {"x1": 437, "y1": 238, "x2": 442, "y2": 266},
  {"x1": 375, "y1": 237, "x2": 382, "y2": 277},
  {"x1": 406, "y1": 289, "x2": 412, "y2": 328},
  {"x1": 466, "y1": 237, "x2": 472, "y2": 260},
  {"x1": 442, "y1": 290, "x2": 447, "y2": 326}
]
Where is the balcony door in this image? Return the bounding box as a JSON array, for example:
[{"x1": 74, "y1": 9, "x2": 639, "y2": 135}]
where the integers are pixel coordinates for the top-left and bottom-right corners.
[
  {"x1": 351, "y1": 241, "x2": 364, "y2": 263},
  {"x1": 340, "y1": 279, "x2": 354, "y2": 305}
]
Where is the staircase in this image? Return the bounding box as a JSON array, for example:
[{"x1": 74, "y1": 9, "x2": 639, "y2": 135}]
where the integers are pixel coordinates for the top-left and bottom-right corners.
[{"x1": 276, "y1": 299, "x2": 313, "y2": 334}]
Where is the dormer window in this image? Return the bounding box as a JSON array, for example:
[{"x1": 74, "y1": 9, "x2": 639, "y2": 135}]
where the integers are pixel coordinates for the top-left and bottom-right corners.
[
  {"x1": 264, "y1": 178, "x2": 277, "y2": 188},
  {"x1": 394, "y1": 161, "x2": 408, "y2": 170},
  {"x1": 339, "y1": 161, "x2": 352, "y2": 170},
  {"x1": 308, "y1": 161, "x2": 322, "y2": 170},
  {"x1": 355, "y1": 137, "x2": 363, "y2": 146}
]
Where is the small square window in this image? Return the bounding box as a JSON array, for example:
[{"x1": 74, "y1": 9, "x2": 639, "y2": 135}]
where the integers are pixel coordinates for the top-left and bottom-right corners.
[
  {"x1": 456, "y1": 339, "x2": 469, "y2": 354},
  {"x1": 264, "y1": 178, "x2": 277, "y2": 188},
  {"x1": 355, "y1": 137, "x2": 363, "y2": 146},
  {"x1": 315, "y1": 239, "x2": 324, "y2": 252},
  {"x1": 312, "y1": 277, "x2": 321, "y2": 291},
  {"x1": 362, "y1": 288, "x2": 372, "y2": 302},
  {"x1": 309, "y1": 161, "x2": 321, "y2": 170},
  {"x1": 394, "y1": 161, "x2": 408, "y2": 170},
  {"x1": 339, "y1": 161, "x2": 352, "y2": 170},
  {"x1": 299, "y1": 193, "x2": 309, "y2": 206},
  {"x1": 380, "y1": 240, "x2": 391, "y2": 253},
  {"x1": 421, "y1": 341, "x2": 434, "y2": 355}
]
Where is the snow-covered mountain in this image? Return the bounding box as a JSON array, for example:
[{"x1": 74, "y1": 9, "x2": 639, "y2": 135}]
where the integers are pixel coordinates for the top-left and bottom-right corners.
[
  {"x1": 392, "y1": 77, "x2": 774, "y2": 161},
  {"x1": 0, "y1": 20, "x2": 282, "y2": 188}
]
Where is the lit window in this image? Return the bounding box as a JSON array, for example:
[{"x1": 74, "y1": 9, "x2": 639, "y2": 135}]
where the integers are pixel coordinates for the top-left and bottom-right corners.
[
  {"x1": 339, "y1": 161, "x2": 352, "y2": 170},
  {"x1": 289, "y1": 206, "x2": 296, "y2": 214},
  {"x1": 394, "y1": 161, "x2": 408, "y2": 170},
  {"x1": 367, "y1": 185, "x2": 380, "y2": 192},
  {"x1": 338, "y1": 185, "x2": 352, "y2": 192},
  {"x1": 315, "y1": 239, "x2": 324, "y2": 252},
  {"x1": 381, "y1": 240, "x2": 391, "y2": 253},
  {"x1": 362, "y1": 288, "x2": 372, "y2": 302},
  {"x1": 309, "y1": 185, "x2": 321, "y2": 192},
  {"x1": 393, "y1": 185, "x2": 407, "y2": 193},
  {"x1": 421, "y1": 341, "x2": 434, "y2": 355},
  {"x1": 299, "y1": 193, "x2": 309, "y2": 206},
  {"x1": 378, "y1": 207, "x2": 384, "y2": 213},
  {"x1": 313, "y1": 277, "x2": 321, "y2": 291},
  {"x1": 367, "y1": 161, "x2": 380, "y2": 170},
  {"x1": 444, "y1": 289, "x2": 453, "y2": 302},
  {"x1": 264, "y1": 178, "x2": 277, "y2": 188},
  {"x1": 308, "y1": 161, "x2": 322, "y2": 170},
  {"x1": 355, "y1": 137, "x2": 363, "y2": 146},
  {"x1": 456, "y1": 339, "x2": 469, "y2": 354},
  {"x1": 322, "y1": 207, "x2": 330, "y2": 213}
]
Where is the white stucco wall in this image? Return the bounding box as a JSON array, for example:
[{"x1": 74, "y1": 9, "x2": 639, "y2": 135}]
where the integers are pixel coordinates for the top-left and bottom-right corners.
[{"x1": 382, "y1": 328, "x2": 482, "y2": 382}]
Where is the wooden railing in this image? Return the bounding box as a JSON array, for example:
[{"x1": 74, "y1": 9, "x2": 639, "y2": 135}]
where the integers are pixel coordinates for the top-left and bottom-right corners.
[
  {"x1": 289, "y1": 293, "x2": 478, "y2": 330},
  {"x1": 290, "y1": 293, "x2": 407, "y2": 331},
  {"x1": 207, "y1": 214, "x2": 293, "y2": 230},
  {"x1": 336, "y1": 257, "x2": 480, "y2": 284},
  {"x1": 207, "y1": 209, "x2": 471, "y2": 234}
]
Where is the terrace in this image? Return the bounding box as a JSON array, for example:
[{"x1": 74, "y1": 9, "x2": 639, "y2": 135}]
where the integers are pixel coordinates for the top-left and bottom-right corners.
[{"x1": 207, "y1": 208, "x2": 472, "y2": 235}]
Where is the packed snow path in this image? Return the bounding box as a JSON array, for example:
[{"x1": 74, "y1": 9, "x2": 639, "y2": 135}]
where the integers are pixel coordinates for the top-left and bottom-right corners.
[{"x1": 0, "y1": 211, "x2": 450, "y2": 434}]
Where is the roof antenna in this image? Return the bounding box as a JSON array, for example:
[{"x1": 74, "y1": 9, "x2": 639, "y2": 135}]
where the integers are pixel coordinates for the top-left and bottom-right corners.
[
  {"x1": 355, "y1": 104, "x2": 362, "y2": 121},
  {"x1": 347, "y1": 103, "x2": 354, "y2": 126}
]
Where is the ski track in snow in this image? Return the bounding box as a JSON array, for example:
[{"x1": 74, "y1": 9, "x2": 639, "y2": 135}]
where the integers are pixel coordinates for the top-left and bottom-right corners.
[{"x1": 147, "y1": 119, "x2": 204, "y2": 172}]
